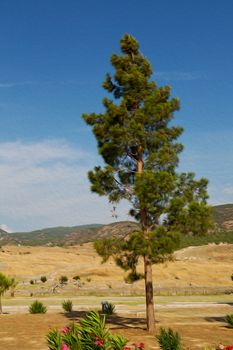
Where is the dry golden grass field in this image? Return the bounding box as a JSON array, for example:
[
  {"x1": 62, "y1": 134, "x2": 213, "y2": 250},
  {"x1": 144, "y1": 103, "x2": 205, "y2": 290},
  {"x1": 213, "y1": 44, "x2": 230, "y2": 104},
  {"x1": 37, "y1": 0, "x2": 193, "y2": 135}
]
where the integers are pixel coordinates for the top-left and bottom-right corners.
[
  {"x1": 0, "y1": 242, "x2": 233, "y2": 349},
  {"x1": 0, "y1": 242, "x2": 233, "y2": 292}
]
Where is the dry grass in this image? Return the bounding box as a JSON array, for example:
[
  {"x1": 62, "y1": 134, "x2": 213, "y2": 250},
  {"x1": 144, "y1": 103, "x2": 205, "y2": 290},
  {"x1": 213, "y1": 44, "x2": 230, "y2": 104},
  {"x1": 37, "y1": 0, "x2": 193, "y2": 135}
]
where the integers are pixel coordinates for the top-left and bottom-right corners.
[
  {"x1": 0, "y1": 243, "x2": 233, "y2": 293},
  {"x1": 0, "y1": 243, "x2": 233, "y2": 349}
]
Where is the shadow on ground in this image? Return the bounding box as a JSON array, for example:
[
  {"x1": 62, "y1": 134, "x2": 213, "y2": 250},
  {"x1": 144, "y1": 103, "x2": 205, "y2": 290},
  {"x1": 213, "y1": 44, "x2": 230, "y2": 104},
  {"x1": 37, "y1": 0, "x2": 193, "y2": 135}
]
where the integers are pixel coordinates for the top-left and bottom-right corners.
[
  {"x1": 205, "y1": 316, "x2": 227, "y2": 323},
  {"x1": 64, "y1": 311, "x2": 147, "y2": 329}
]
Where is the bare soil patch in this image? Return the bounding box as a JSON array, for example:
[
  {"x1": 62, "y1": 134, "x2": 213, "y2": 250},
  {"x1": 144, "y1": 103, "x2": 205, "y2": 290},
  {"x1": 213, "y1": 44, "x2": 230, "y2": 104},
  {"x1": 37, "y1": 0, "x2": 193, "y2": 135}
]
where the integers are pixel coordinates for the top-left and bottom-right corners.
[{"x1": 1, "y1": 303, "x2": 233, "y2": 349}]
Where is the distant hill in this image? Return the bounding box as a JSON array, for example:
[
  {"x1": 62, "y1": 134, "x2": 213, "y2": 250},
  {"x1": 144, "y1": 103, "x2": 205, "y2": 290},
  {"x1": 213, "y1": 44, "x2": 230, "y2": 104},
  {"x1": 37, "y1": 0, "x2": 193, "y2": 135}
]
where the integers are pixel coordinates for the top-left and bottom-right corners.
[
  {"x1": 0, "y1": 228, "x2": 20, "y2": 245},
  {"x1": 213, "y1": 204, "x2": 233, "y2": 231},
  {"x1": 12, "y1": 224, "x2": 103, "y2": 246},
  {"x1": 0, "y1": 204, "x2": 232, "y2": 247}
]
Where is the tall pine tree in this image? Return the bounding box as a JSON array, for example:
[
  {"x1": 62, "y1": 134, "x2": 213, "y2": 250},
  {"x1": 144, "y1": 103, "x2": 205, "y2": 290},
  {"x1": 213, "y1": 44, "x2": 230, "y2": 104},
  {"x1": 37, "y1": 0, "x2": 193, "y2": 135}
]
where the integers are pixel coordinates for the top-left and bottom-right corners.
[{"x1": 83, "y1": 34, "x2": 213, "y2": 333}]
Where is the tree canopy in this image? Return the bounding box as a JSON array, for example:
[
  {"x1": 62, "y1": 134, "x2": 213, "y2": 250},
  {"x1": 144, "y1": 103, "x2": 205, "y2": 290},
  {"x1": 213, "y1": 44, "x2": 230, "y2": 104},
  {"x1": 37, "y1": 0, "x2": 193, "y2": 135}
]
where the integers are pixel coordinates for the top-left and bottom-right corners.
[{"x1": 83, "y1": 34, "x2": 213, "y2": 332}]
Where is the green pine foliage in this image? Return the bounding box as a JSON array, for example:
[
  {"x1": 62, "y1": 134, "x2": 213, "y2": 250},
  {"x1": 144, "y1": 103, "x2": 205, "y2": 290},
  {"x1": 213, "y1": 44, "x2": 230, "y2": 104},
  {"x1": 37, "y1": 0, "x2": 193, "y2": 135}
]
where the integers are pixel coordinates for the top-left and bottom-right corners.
[{"x1": 83, "y1": 34, "x2": 213, "y2": 331}]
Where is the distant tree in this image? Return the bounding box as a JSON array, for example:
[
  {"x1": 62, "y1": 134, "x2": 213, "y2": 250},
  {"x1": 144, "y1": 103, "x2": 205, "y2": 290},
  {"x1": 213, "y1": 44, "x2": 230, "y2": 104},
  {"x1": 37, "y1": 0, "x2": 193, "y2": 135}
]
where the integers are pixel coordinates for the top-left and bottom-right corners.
[
  {"x1": 83, "y1": 34, "x2": 213, "y2": 333},
  {"x1": 9, "y1": 277, "x2": 18, "y2": 297},
  {"x1": 0, "y1": 273, "x2": 14, "y2": 313}
]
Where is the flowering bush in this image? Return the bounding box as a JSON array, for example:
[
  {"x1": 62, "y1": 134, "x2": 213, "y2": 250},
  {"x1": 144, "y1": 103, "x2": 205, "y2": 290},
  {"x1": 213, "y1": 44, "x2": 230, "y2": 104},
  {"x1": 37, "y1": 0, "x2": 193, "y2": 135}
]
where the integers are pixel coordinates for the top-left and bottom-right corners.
[
  {"x1": 204, "y1": 344, "x2": 233, "y2": 350},
  {"x1": 47, "y1": 310, "x2": 128, "y2": 350}
]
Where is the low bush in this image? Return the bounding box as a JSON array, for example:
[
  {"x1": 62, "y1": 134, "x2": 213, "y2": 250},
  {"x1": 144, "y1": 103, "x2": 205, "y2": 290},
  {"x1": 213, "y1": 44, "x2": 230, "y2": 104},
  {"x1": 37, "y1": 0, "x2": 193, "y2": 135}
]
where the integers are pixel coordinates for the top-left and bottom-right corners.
[
  {"x1": 29, "y1": 300, "x2": 47, "y2": 314},
  {"x1": 62, "y1": 300, "x2": 73, "y2": 313},
  {"x1": 156, "y1": 327, "x2": 182, "y2": 350},
  {"x1": 59, "y1": 276, "x2": 68, "y2": 285},
  {"x1": 41, "y1": 276, "x2": 47, "y2": 283},
  {"x1": 102, "y1": 301, "x2": 115, "y2": 315},
  {"x1": 226, "y1": 314, "x2": 233, "y2": 327},
  {"x1": 73, "y1": 275, "x2": 80, "y2": 281},
  {"x1": 47, "y1": 310, "x2": 127, "y2": 350}
]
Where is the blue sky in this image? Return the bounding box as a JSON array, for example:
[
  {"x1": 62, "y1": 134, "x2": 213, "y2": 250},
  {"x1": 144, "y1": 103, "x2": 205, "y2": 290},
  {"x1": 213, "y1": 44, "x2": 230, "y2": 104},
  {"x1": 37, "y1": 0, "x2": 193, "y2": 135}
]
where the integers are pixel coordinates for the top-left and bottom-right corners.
[{"x1": 0, "y1": 0, "x2": 232, "y2": 232}]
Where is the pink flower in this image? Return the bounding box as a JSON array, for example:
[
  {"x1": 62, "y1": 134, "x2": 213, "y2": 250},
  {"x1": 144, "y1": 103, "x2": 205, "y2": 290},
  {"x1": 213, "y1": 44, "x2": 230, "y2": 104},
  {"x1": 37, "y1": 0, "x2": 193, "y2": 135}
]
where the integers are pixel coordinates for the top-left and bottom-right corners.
[
  {"x1": 62, "y1": 326, "x2": 71, "y2": 334},
  {"x1": 218, "y1": 345, "x2": 225, "y2": 350},
  {"x1": 95, "y1": 337, "x2": 104, "y2": 347},
  {"x1": 61, "y1": 344, "x2": 70, "y2": 350}
]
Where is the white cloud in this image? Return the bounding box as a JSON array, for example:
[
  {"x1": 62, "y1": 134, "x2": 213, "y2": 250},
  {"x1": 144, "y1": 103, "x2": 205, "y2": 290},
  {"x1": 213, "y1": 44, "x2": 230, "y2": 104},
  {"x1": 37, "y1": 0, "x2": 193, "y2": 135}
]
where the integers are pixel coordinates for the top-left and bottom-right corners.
[
  {"x1": 0, "y1": 224, "x2": 12, "y2": 233},
  {"x1": 0, "y1": 140, "x2": 130, "y2": 232},
  {"x1": 0, "y1": 81, "x2": 34, "y2": 88},
  {"x1": 223, "y1": 187, "x2": 233, "y2": 195}
]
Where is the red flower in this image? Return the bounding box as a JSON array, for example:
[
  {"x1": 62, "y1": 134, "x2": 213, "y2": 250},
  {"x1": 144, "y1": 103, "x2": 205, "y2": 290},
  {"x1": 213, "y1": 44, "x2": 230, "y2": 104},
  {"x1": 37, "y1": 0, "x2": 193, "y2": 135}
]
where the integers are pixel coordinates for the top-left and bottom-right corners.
[
  {"x1": 123, "y1": 347, "x2": 131, "y2": 350},
  {"x1": 95, "y1": 337, "x2": 104, "y2": 347},
  {"x1": 62, "y1": 326, "x2": 70, "y2": 334},
  {"x1": 225, "y1": 346, "x2": 233, "y2": 350},
  {"x1": 139, "y1": 342, "x2": 145, "y2": 349}
]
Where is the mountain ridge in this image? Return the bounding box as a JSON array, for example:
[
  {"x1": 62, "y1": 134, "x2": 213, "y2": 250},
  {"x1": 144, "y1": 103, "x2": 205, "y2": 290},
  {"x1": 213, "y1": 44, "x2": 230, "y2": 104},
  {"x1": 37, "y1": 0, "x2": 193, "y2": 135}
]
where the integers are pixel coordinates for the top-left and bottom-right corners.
[{"x1": 0, "y1": 204, "x2": 232, "y2": 246}]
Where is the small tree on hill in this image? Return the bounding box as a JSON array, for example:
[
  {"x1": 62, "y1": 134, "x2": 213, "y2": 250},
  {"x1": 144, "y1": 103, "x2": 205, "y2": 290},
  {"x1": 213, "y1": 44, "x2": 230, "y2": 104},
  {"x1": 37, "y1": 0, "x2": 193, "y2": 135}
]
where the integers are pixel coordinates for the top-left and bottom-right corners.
[
  {"x1": 83, "y1": 34, "x2": 213, "y2": 333},
  {"x1": 0, "y1": 272, "x2": 14, "y2": 313}
]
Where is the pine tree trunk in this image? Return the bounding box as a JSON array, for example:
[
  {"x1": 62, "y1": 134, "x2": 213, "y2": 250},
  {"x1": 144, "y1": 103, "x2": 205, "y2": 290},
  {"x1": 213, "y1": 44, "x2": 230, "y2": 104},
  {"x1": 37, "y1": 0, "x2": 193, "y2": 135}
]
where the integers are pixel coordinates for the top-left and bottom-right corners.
[
  {"x1": 138, "y1": 146, "x2": 156, "y2": 333},
  {"x1": 144, "y1": 255, "x2": 155, "y2": 333}
]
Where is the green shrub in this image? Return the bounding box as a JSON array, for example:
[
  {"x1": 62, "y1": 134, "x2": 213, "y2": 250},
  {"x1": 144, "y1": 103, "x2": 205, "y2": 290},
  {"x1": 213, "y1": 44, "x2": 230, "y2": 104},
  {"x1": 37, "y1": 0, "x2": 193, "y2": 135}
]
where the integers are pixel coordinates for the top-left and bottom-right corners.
[
  {"x1": 47, "y1": 310, "x2": 127, "y2": 350},
  {"x1": 226, "y1": 314, "x2": 233, "y2": 327},
  {"x1": 62, "y1": 300, "x2": 73, "y2": 313},
  {"x1": 73, "y1": 275, "x2": 80, "y2": 281},
  {"x1": 40, "y1": 276, "x2": 47, "y2": 283},
  {"x1": 124, "y1": 272, "x2": 144, "y2": 284},
  {"x1": 102, "y1": 301, "x2": 115, "y2": 315},
  {"x1": 59, "y1": 276, "x2": 68, "y2": 285},
  {"x1": 156, "y1": 327, "x2": 182, "y2": 350},
  {"x1": 29, "y1": 300, "x2": 47, "y2": 314}
]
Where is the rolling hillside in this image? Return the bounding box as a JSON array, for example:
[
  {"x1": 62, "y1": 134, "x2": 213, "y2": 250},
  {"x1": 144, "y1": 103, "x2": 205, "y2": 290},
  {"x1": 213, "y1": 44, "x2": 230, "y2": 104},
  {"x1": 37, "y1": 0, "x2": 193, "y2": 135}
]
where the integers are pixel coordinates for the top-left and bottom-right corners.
[
  {"x1": 213, "y1": 203, "x2": 233, "y2": 230},
  {"x1": 0, "y1": 204, "x2": 232, "y2": 246}
]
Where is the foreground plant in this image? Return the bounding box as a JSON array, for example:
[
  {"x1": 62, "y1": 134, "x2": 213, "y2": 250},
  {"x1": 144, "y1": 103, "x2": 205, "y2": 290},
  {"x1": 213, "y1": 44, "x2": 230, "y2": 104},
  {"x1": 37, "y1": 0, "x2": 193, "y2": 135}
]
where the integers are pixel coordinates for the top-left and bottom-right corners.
[
  {"x1": 29, "y1": 300, "x2": 47, "y2": 314},
  {"x1": 156, "y1": 327, "x2": 182, "y2": 350},
  {"x1": 47, "y1": 310, "x2": 128, "y2": 350},
  {"x1": 225, "y1": 314, "x2": 233, "y2": 327},
  {"x1": 62, "y1": 300, "x2": 73, "y2": 313},
  {"x1": 102, "y1": 301, "x2": 115, "y2": 315}
]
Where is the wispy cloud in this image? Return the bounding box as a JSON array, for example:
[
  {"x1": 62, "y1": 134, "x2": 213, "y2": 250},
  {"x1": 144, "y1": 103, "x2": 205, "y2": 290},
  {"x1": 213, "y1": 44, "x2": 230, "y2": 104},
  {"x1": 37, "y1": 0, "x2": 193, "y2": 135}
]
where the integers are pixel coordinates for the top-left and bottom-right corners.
[
  {"x1": 223, "y1": 186, "x2": 233, "y2": 195},
  {"x1": 0, "y1": 81, "x2": 36, "y2": 88},
  {"x1": 155, "y1": 71, "x2": 204, "y2": 81},
  {"x1": 0, "y1": 224, "x2": 13, "y2": 233},
  {"x1": 0, "y1": 140, "x2": 130, "y2": 232}
]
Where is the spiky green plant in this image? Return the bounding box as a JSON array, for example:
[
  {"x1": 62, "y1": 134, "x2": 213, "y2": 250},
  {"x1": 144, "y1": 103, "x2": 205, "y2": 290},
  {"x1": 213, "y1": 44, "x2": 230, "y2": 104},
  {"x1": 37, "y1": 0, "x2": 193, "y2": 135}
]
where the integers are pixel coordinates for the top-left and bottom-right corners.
[
  {"x1": 29, "y1": 300, "x2": 47, "y2": 314},
  {"x1": 156, "y1": 327, "x2": 182, "y2": 350},
  {"x1": 102, "y1": 302, "x2": 115, "y2": 315},
  {"x1": 62, "y1": 300, "x2": 73, "y2": 313},
  {"x1": 47, "y1": 310, "x2": 127, "y2": 350},
  {"x1": 226, "y1": 314, "x2": 233, "y2": 327}
]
